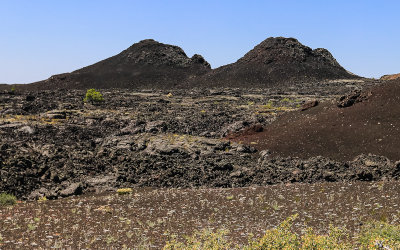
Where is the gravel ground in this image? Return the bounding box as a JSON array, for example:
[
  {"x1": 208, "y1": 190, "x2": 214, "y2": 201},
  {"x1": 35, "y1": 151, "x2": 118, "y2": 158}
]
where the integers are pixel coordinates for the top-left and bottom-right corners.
[{"x1": 1, "y1": 181, "x2": 399, "y2": 249}]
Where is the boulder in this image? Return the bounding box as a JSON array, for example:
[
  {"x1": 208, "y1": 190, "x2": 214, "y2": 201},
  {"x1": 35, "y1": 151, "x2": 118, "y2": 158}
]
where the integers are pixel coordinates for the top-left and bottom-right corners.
[
  {"x1": 17, "y1": 126, "x2": 35, "y2": 134},
  {"x1": 145, "y1": 120, "x2": 166, "y2": 133},
  {"x1": 42, "y1": 110, "x2": 67, "y2": 119},
  {"x1": 59, "y1": 182, "x2": 83, "y2": 197},
  {"x1": 301, "y1": 100, "x2": 319, "y2": 111}
]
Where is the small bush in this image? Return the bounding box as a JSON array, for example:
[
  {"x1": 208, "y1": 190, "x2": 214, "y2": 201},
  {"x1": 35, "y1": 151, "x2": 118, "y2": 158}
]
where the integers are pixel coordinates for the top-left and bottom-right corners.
[
  {"x1": 8, "y1": 86, "x2": 16, "y2": 95},
  {"x1": 38, "y1": 196, "x2": 47, "y2": 202},
  {"x1": 162, "y1": 216, "x2": 400, "y2": 249},
  {"x1": 83, "y1": 88, "x2": 104, "y2": 104},
  {"x1": 300, "y1": 226, "x2": 350, "y2": 249},
  {"x1": 281, "y1": 97, "x2": 292, "y2": 103},
  {"x1": 0, "y1": 193, "x2": 17, "y2": 206},
  {"x1": 164, "y1": 214, "x2": 354, "y2": 249},
  {"x1": 247, "y1": 214, "x2": 300, "y2": 249},
  {"x1": 248, "y1": 215, "x2": 349, "y2": 249},
  {"x1": 358, "y1": 220, "x2": 400, "y2": 249},
  {"x1": 117, "y1": 188, "x2": 133, "y2": 195},
  {"x1": 262, "y1": 101, "x2": 274, "y2": 110}
]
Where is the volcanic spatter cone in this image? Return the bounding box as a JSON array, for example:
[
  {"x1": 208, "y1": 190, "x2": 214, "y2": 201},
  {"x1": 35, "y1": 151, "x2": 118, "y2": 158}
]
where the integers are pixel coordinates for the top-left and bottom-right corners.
[
  {"x1": 34, "y1": 39, "x2": 211, "y2": 89},
  {"x1": 198, "y1": 37, "x2": 358, "y2": 87}
]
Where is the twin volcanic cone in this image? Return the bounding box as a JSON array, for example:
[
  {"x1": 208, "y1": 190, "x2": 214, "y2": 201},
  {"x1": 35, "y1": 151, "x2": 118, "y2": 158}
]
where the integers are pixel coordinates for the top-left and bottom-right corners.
[{"x1": 10, "y1": 37, "x2": 358, "y2": 90}]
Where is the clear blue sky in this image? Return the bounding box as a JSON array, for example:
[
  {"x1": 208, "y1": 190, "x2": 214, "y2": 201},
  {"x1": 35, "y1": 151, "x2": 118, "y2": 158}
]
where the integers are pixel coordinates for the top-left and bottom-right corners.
[{"x1": 1, "y1": 0, "x2": 399, "y2": 83}]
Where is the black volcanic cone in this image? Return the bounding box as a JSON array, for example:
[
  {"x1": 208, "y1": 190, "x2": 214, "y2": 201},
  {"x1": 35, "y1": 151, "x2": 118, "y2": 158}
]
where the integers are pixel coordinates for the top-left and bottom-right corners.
[
  {"x1": 197, "y1": 37, "x2": 359, "y2": 88},
  {"x1": 30, "y1": 39, "x2": 211, "y2": 90}
]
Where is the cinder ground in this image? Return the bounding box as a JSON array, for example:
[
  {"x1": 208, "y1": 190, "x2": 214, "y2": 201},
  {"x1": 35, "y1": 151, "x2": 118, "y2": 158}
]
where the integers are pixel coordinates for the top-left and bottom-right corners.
[
  {"x1": 231, "y1": 79, "x2": 400, "y2": 161},
  {"x1": 1, "y1": 182, "x2": 399, "y2": 249}
]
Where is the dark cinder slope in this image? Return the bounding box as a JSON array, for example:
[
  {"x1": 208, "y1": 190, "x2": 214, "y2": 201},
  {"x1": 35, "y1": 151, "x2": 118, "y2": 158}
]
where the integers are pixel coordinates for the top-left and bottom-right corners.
[
  {"x1": 230, "y1": 78, "x2": 400, "y2": 161},
  {"x1": 27, "y1": 39, "x2": 211, "y2": 90},
  {"x1": 196, "y1": 37, "x2": 359, "y2": 88}
]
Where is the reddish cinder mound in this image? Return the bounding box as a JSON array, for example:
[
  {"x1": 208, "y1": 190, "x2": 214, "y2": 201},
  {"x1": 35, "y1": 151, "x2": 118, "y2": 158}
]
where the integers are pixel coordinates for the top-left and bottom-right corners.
[
  {"x1": 381, "y1": 73, "x2": 400, "y2": 81},
  {"x1": 229, "y1": 79, "x2": 400, "y2": 161}
]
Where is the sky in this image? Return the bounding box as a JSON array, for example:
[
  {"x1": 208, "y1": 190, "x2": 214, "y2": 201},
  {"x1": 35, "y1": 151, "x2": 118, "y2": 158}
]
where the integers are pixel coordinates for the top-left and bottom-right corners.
[{"x1": 1, "y1": 0, "x2": 400, "y2": 84}]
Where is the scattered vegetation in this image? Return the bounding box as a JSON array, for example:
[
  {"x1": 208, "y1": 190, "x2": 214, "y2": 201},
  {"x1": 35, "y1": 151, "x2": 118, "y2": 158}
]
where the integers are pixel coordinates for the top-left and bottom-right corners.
[
  {"x1": 281, "y1": 97, "x2": 292, "y2": 103},
  {"x1": 83, "y1": 88, "x2": 104, "y2": 104},
  {"x1": 164, "y1": 214, "x2": 400, "y2": 249},
  {"x1": 246, "y1": 214, "x2": 302, "y2": 249},
  {"x1": 262, "y1": 101, "x2": 274, "y2": 109},
  {"x1": 0, "y1": 193, "x2": 17, "y2": 206},
  {"x1": 268, "y1": 200, "x2": 281, "y2": 211},
  {"x1": 358, "y1": 220, "x2": 400, "y2": 249},
  {"x1": 38, "y1": 196, "x2": 47, "y2": 202},
  {"x1": 1, "y1": 183, "x2": 400, "y2": 248},
  {"x1": 226, "y1": 195, "x2": 234, "y2": 200},
  {"x1": 117, "y1": 188, "x2": 133, "y2": 195}
]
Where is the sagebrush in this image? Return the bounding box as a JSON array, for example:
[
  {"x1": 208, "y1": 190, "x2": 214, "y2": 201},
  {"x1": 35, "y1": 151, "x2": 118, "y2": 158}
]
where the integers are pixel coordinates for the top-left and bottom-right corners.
[
  {"x1": 164, "y1": 214, "x2": 400, "y2": 249},
  {"x1": 0, "y1": 193, "x2": 16, "y2": 206},
  {"x1": 83, "y1": 88, "x2": 104, "y2": 103}
]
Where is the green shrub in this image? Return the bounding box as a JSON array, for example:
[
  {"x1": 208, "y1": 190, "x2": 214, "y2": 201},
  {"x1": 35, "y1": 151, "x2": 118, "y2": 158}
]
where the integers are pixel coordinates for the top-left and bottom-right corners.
[
  {"x1": 163, "y1": 214, "x2": 357, "y2": 249},
  {"x1": 299, "y1": 226, "x2": 350, "y2": 249},
  {"x1": 246, "y1": 214, "x2": 300, "y2": 249},
  {"x1": 83, "y1": 88, "x2": 104, "y2": 104},
  {"x1": 117, "y1": 188, "x2": 133, "y2": 195},
  {"x1": 358, "y1": 220, "x2": 400, "y2": 249},
  {"x1": 262, "y1": 101, "x2": 274, "y2": 110},
  {"x1": 162, "y1": 216, "x2": 400, "y2": 249},
  {"x1": 0, "y1": 193, "x2": 17, "y2": 206},
  {"x1": 9, "y1": 86, "x2": 16, "y2": 95}
]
